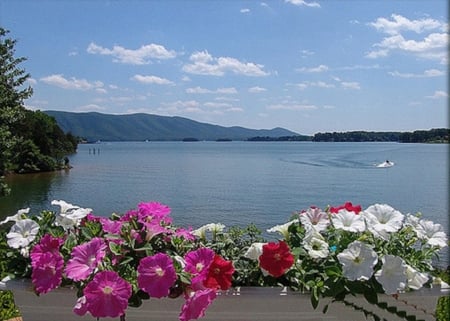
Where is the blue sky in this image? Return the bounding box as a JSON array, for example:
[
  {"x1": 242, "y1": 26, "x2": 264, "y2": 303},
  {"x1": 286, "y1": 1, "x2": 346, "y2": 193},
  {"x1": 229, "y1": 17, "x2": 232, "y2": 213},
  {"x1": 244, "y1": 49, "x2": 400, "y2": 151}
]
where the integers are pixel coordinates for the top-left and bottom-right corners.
[{"x1": 1, "y1": 0, "x2": 448, "y2": 135}]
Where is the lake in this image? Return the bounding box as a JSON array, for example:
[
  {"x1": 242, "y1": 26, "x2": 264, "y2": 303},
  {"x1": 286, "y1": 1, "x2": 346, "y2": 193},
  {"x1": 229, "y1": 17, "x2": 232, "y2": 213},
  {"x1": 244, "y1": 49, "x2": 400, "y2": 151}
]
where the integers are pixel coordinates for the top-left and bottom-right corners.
[{"x1": 1, "y1": 141, "x2": 448, "y2": 264}]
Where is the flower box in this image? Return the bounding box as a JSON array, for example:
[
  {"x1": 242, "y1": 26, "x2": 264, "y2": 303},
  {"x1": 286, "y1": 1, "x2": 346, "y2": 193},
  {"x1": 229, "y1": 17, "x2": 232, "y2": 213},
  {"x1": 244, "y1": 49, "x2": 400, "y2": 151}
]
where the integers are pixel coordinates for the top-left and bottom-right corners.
[{"x1": 2, "y1": 279, "x2": 448, "y2": 321}]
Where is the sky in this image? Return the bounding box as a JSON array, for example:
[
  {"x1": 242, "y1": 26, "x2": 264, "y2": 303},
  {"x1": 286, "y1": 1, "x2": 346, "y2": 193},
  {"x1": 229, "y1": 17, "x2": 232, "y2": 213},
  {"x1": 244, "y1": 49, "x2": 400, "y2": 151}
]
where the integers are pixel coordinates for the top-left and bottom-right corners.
[{"x1": 0, "y1": 0, "x2": 448, "y2": 135}]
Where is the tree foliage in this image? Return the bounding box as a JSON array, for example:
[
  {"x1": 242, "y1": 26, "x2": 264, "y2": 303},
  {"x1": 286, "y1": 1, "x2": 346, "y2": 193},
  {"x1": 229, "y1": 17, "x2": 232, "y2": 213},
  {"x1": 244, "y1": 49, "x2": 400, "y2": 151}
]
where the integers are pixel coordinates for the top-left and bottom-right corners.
[{"x1": 0, "y1": 27, "x2": 77, "y2": 182}]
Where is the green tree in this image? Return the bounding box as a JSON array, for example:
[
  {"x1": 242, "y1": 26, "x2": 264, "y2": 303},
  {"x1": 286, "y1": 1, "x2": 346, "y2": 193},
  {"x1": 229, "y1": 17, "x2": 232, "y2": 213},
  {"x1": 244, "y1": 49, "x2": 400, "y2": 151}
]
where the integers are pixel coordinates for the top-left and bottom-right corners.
[{"x1": 0, "y1": 28, "x2": 33, "y2": 176}]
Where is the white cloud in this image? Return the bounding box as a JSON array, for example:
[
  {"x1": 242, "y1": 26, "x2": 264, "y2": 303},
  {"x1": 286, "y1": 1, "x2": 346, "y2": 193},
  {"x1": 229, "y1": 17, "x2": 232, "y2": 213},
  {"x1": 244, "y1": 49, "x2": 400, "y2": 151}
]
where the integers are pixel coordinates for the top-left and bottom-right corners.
[
  {"x1": 366, "y1": 14, "x2": 448, "y2": 63},
  {"x1": 267, "y1": 103, "x2": 317, "y2": 111},
  {"x1": 297, "y1": 64, "x2": 329, "y2": 73},
  {"x1": 388, "y1": 69, "x2": 445, "y2": 78},
  {"x1": 87, "y1": 42, "x2": 176, "y2": 65},
  {"x1": 186, "y1": 86, "x2": 238, "y2": 94},
  {"x1": 285, "y1": 0, "x2": 320, "y2": 8},
  {"x1": 368, "y1": 14, "x2": 443, "y2": 35},
  {"x1": 341, "y1": 81, "x2": 361, "y2": 90},
  {"x1": 240, "y1": 8, "x2": 250, "y2": 13},
  {"x1": 426, "y1": 90, "x2": 448, "y2": 99},
  {"x1": 77, "y1": 104, "x2": 106, "y2": 112},
  {"x1": 295, "y1": 81, "x2": 335, "y2": 90},
  {"x1": 248, "y1": 86, "x2": 267, "y2": 93},
  {"x1": 132, "y1": 74, "x2": 174, "y2": 85},
  {"x1": 182, "y1": 50, "x2": 269, "y2": 76},
  {"x1": 27, "y1": 78, "x2": 37, "y2": 85},
  {"x1": 40, "y1": 74, "x2": 104, "y2": 91}
]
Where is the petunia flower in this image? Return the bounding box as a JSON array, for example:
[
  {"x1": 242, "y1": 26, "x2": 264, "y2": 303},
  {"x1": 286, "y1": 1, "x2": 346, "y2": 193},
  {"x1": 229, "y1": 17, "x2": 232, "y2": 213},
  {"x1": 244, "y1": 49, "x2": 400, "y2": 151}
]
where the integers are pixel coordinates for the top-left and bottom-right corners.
[
  {"x1": 330, "y1": 202, "x2": 362, "y2": 214},
  {"x1": 83, "y1": 270, "x2": 132, "y2": 318},
  {"x1": 259, "y1": 241, "x2": 294, "y2": 278},
  {"x1": 138, "y1": 201, "x2": 172, "y2": 225},
  {"x1": 100, "y1": 217, "x2": 123, "y2": 234},
  {"x1": 52, "y1": 200, "x2": 92, "y2": 229},
  {"x1": 174, "y1": 227, "x2": 196, "y2": 241},
  {"x1": 203, "y1": 254, "x2": 234, "y2": 290},
  {"x1": 267, "y1": 220, "x2": 297, "y2": 240},
  {"x1": 243, "y1": 242, "x2": 265, "y2": 261},
  {"x1": 0, "y1": 208, "x2": 30, "y2": 225},
  {"x1": 31, "y1": 252, "x2": 64, "y2": 294},
  {"x1": 73, "y1": 296, "x2": 88, "y2": 316},
  {"x1": 6, "y1": 219, "x2": 40, "y2": 250},
  {"x1": 65, "y1": 237, "x2": 107, "y2": 281},
  {"x1": 337, "y1": 240, "x2": 378, "y2": 281},
  {"x1": 298, "y1": 207, "x2": 330, "y2": 231},
  {"x1": 137, "y1": 253, "x2": 177, "y2": 298},
  {"x1": 30, "y1": 234, "x2": 64, "y2": 267},
  {"x1": 184, "y1": 248, "x2": 215, "y2": 285},
  {"x1": 362, "y1": 204, "x2": 404, "y2": 239},
  {"x1": 405, "y1": 264, "x2": 429, "y2": 290},
  {"x1": 414, "y1": 219, "x2": 448, "y2": 248},
  {"x1": 375, "y1": 255, "x2": 407, "y2": 294},
  {"x1": 193, "y1": 223, "x2": 225, "y2": 240},
  {"x1": 331, "y1": 209, "x2": 366, "y2": 233},
  {"x1": 179, "y1": 288, "x2": 217, "y2": 321},
  {"x1": 303, "y1": 228, "x2": 330, "y2": 259}
]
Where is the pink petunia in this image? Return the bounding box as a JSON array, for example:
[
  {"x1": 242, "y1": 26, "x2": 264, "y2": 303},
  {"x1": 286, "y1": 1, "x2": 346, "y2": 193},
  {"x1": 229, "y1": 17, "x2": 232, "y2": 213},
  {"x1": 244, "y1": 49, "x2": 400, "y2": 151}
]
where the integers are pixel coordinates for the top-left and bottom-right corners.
[
  {"x1": 30, "y1": 234, "x2": 64, "y2": 267},
  {"x1": 31, "y1": 252, "x2": 64, "y2": 294},
  {"x1": 83, "y1": 271, "x2": 132, "y2": 318},
  {"x1": 137, "y1": 253, "x2": 177, "y2": 298},
  {"x1": 100, "y1": 217, "x2": 123, "y2": 234},
  {"x1": 175, "y1": 227, "x2": 196, "y2": 241},
  {"x1": 65, "y1": 237, "x2": 107, "y2": 281},
  {"x1": 179, "y1": 288, "x2": 217, "y2": 321},
  {"x1": 184, "y1": 248, "x2": 215, "y2": 286},
  {"x1": 138, "y1": 201, "x2": 172, "y2": 225}
]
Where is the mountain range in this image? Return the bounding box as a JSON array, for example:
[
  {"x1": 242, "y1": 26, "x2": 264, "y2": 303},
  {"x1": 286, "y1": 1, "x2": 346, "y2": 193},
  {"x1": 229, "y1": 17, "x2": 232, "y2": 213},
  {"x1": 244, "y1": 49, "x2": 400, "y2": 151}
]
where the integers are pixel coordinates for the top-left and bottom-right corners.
[{"x1": 44, "y1": 111, "x2": 301, "y2": 142}]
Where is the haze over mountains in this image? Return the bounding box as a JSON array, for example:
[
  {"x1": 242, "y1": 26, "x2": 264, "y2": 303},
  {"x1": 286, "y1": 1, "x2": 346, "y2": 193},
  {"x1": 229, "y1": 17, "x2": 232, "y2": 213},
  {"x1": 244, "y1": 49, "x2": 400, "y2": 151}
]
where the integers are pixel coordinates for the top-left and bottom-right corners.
[{"x1": 44, "y1": 111, "x2": 300, "y2": 142}]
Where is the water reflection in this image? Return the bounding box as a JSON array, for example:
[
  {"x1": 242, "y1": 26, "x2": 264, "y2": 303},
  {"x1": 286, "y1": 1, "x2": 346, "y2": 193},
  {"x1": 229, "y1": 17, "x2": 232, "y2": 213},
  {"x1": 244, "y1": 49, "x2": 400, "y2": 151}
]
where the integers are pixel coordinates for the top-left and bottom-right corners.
[{"x1": 0, "y1": 170, "x2": 70, "y2": 219}]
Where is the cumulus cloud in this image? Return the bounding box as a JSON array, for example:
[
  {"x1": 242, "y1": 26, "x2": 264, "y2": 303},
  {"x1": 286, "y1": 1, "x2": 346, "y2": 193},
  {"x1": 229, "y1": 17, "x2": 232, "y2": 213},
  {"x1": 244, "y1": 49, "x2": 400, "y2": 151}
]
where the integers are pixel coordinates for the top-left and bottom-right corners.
[
  {"x1": 248, "y1": 86, "x2": 267, "y2": 93},
  {"x1": 40, "y1": 74, "x2": 104, "y2": 91},
  {"x1": 297, "y1": 64, "x2": 329, "y2": 73},
  {"x1": 388, "y1": 69, "x2": 445, "y2": 78},
  {"x1": 366, "y1": 14, "x2": 448, "y2": 63},
  {"x1": 341, "y1": 81, "x2": 361, "y2": 90},
  {"x1": 426, "y1": 90, "x2": 448, "y2": 99},
  {"x1": 240, "y1": 8, "x2": 250, "y2": 13},
  {"x1": 182, "y1": 50, "x2": 269, "y2": 76},
  {"x1": 295, "y1": 81, "x2": 335, "y2": 90},
  {"x1": 285, "y1": 0, "x2": 320, "y2": 8},
  {"x1": 267, "y1": 103, "x2": 317, "y2": 111},
  {"x1": 87, "y1": 42, "x2": 176, "y2": 65},
  {"x1": 186, "y1": 86, "x2": 238, "y2": 94},
  {"x1": 132, "y1": 74, "x2": 174, "y2": 85},
  {"x1": 77, "y1": 104, "x2": 106, "y2": 112}
]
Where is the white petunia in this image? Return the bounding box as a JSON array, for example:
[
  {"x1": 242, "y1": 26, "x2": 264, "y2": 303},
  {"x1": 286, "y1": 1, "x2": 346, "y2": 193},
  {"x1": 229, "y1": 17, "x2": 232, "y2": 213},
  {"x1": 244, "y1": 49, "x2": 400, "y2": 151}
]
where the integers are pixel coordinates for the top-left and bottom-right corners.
[
  {"x1": 267, "y1": 220, "x2": 297, "y2": 239},
  {"x1": 405, "y1": 265, "x2": 429, "y2": 290},
  {"x1": 299, "y1": 207, "x2": 329, "y2": 232},
  {"x1": 414, "y1": 219, "x2": 448, "y2": 248},
  {"x1": 303, "y1": 227, "x2": 329, "y2": 259},
  {"x1": 192, "y1": 223, "x2": 225, "y2": 238},
  {"x1": 243, "y1": 242, "x2": 265, "y2": 261},
  {"x1": 52, "y1": 200, "x2": 92, "y2": 229},
  {"x1": 0, "y1": 208, "x2": 30, "y2": 225},
  {"x1": 6, "y1": 219, "x2": 40, "y2": 249},
  {"x1": 362, "y1": 204, "x2": 404, "y2": 239},
  {"x1": 337, "y1": 241, "x2": 378, "y2": 281},
  {"x1": 331, "y1": 210, "x2": 365, "y2": 233},
  {"x1": 375, "y1": 255, "x2": 407, "y2": 294}
]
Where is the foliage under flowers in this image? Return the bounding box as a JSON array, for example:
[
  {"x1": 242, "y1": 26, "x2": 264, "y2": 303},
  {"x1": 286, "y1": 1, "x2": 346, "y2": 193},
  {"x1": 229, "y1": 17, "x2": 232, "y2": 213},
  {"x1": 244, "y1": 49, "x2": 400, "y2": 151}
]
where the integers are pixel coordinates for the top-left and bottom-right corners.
[{"x1": 0, "y1": 201, "x2": 448, "y2": 321}]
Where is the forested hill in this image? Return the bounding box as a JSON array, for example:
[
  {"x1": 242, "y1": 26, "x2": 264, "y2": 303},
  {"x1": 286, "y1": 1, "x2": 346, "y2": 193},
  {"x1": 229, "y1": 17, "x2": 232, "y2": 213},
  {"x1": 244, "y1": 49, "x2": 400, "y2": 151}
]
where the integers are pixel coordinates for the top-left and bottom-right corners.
[{"x1": 44, "y1": 111, "x2": 299, "y2": 142}]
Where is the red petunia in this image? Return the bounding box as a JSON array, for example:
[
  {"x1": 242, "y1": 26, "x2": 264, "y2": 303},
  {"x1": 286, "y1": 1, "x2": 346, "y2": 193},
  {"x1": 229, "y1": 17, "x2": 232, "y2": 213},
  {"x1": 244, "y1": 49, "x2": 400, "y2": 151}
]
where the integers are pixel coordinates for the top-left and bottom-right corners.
[
  {"x1": 259, "y1": 241, "x2": 294, "y2": 278},
  {"x1": 203, "y1": 254, "x2": 234, "y2": 290},
  {"x1": 330, "y1": 202, "x2": 361, "y2": 214}
]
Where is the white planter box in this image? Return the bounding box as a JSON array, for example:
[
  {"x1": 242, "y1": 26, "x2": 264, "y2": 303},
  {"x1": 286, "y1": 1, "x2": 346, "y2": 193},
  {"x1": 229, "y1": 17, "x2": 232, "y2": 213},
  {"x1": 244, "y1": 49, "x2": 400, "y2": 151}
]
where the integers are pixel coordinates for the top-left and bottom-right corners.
[{"x1": 2, "y1": 279, "x2": 448, "y2": 321}]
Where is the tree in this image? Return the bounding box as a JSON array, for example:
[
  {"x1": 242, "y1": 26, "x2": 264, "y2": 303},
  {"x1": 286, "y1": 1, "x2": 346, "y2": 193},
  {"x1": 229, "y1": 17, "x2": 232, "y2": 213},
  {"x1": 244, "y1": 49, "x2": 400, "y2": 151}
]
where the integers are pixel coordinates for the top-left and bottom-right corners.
[{"x1": 0, "y1": 28, "x2": 33, "y2": 176}]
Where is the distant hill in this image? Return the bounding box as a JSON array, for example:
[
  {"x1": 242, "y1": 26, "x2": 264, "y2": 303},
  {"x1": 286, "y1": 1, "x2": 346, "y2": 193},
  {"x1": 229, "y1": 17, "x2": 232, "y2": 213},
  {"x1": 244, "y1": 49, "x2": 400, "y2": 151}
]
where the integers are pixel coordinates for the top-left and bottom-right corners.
[{"x1": 44, "y1": 111, "x2": 300, "y2": 142}]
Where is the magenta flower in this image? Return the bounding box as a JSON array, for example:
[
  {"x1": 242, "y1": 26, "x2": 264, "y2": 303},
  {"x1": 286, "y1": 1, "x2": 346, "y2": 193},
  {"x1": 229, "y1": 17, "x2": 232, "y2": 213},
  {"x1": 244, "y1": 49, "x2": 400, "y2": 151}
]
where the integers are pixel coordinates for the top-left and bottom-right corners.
[
  {"x1": 179, "y1": 288, "x2": 217, "y2": 321},
  {"x1": 31, "y1": 252, "x2": 64, "y2": 294},
  {"x1": 100, "y1": 217, "x2": 123, "y2": 234},
  {"x1": 137, "y1": 253, "x2": 177, "y2": 298},
  {"x1": 184, "y1": 248, "x2": 215, "y2": 286},
  {"x1": 138, "y1": 201, "x2": 172, "y2": 225},
  {"x1": 175, "y1": 227, "x2": 196, "y2": 241},
  {"x1": 143, "y1": 222, "x2": 172, "y2": 241},
  {"x1": 83, "y1": 271, "x2": 132, "y2": 318},
  {"x1": 30, "y1": 234, "x2": 64, "y2": 267},
  {"x1": 65, "y1": 237, "x2": 107, "y2": 281}
]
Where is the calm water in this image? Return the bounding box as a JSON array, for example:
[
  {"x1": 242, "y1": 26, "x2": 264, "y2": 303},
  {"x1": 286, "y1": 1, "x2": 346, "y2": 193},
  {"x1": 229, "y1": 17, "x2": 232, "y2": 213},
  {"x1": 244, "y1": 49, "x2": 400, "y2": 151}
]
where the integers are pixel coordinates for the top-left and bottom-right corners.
[{"x1": 1, "y1": 142, "x2": 448, "y2": 263}]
